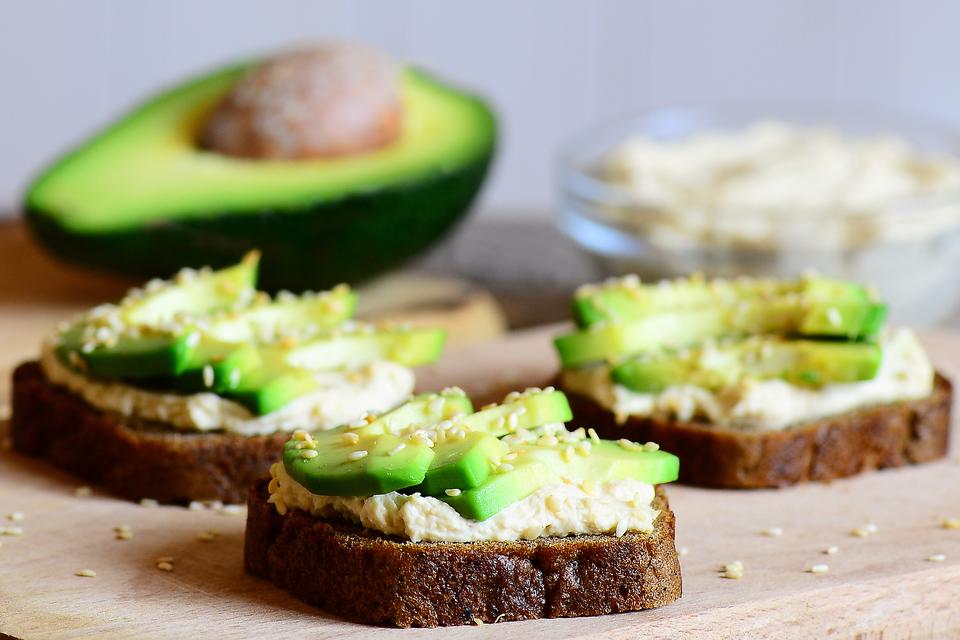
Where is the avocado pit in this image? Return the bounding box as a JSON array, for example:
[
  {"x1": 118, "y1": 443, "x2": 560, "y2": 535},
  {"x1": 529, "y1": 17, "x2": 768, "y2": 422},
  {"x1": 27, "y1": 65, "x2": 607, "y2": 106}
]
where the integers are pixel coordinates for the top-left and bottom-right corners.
[{"x1": 201, "y1": 43, "x2": 402, "y2": 160}]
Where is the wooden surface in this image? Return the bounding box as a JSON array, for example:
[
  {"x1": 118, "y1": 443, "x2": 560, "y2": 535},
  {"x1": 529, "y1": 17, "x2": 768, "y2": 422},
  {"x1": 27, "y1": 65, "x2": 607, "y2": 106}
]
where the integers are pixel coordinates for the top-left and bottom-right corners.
[
  {"x1": 1, "y1": 222, "x2": 959, "y2": 639},
  {"x1": 0, "y1": 324, "x2": 958, "y2": 639}
]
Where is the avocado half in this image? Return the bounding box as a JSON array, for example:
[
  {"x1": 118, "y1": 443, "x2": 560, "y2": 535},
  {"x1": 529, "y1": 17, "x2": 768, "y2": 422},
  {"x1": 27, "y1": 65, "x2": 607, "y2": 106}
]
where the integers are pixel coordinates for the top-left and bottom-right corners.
[{"x1": 25, "y1": 63, "x2": 496, "y2": 290}]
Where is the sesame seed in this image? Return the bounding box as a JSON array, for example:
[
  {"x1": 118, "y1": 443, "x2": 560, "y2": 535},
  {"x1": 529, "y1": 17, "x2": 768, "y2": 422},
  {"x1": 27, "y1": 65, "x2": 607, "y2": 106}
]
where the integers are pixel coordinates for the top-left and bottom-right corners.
[
  {"x1": 507, "y1": 413, "x2": 519, "y2": 430},
  {"x1": 473, "y1": 617, "x2": 484, "y2": 626},
  {"x1": 851, "y1": 523, "x2": 878, "y2": 537},
  {"x1": 824, "y1": 545, "x2": 840, "y2": 555},
  {"x1": 587, "y1": 428, "x2": 600, "y2": 443},
  {"x1": 202, "y1": 365, "x2": 215, "y2": 388},
  {"x1": 348, "y1": 450, "x2": 369, "y2": 461},
  {"x1": 75, "y1": 569, "x2": 97, "y2": 578},
  {"x1": 580, "y1": 480, "x2": 596, "y2": 495},
  {"x1": 615, "y1": 520, "x2": 628, "y2": 537},
  {"x1": 807, "y1": 564, "x2": 830, "y2": 574},
  {"x1": 300, "y1": 449, "x2": 318, "y2": 459},
  {"x1": 196, "y1": 529, "x2": 219, "y2": 542},
  {"x1": 115, "y1": 530, "x2": 133, "y2": 541},
  {"x1": 543, "y1": 386, "x2": 555, "y2": 393},
  {"x1": 188, "y1": 501, "x2": 205, "y2": 511},
  {"x1": 74, "y1": 486, "x2": 92, "y2": 497},
  {"x1": 761, "y1": 527, "x2": 783, "y2": 538},
  {"x1": 387, "y1": 443, "x2": 406, "y2": 456},
  {"x1": 721, "y1": 560, "x2": 744, "y2": 580},
  {"x1": 7, "y1": 512, "x2": 24, "y2": 522},
  {"x1": 2, "y1": 527, "x2": 23, "y2": 536},
  {"x1": 928, "y1": 554, "x2": 947, "y2": 563},
  {"x1": 643, "y1": 442, "x2": 660, "y2": 452},
  {"x1": 679, "y1": 546, "x2": 689, "y2": 557},
  {"x1": 445, "y1": 488, "x2": 462, "y2": 497},
  {"x1": 139, "y1": 498, "x2": 159, "y2": 508},
  {"x1": 942, "y1": 517, "x2": 960, "y2": 530},
  {"x1": 156, "y1": 561, "x2": 174, "y2": 572},
  {"x1": 562, "y1": 446, "x2": 575, "y2": 463}
]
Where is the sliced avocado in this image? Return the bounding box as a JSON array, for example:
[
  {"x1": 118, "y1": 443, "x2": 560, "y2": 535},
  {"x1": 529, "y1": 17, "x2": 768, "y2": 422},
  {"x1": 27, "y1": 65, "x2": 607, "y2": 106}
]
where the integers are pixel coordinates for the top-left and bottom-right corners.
[
  {"x1": 225, "y1": 363, "x2": 318, "y2": 415},
  {"x1": 572, "y1": 275, "x2": 884, "y2": 340},
  {"x1": 457, "y1": 389, "x2": 573, "y2": 436},
  {"x1": 166, "y1": 339, "x2": 260, "y2": 392},
  {"x1": 281, "y1": 326, "x2": 446, "y2": 370},
  {"x1": 122, "y1": 251, "x2": 259, "y2": 326},
  {"x1": 611, "y1": 337, "x2": 883, "y2": 392},
  {"x1": 417, "y1": 431, "x2": 508, "y2": 495},
  {"x1": 283, "y1": 392, "x2": 473, "y2": 495},
  {"x1": 556, "y1": 294, "x2": 884, "y2": 368},
  {"x1": 520, "y1": 440, "x2": 680, "y2": 486},
  {"x1": 26, "y1": 64, "x2": 496, "y2": 291},
  {"x1": 206, "y1": 284, "x2": 356, "y2": 343},
  {"x1": 286, "y1": 431, "x2": 435, "y2": 497},
  {"x1": 57, "y1": 254, "x2": 257, "y2": 379},
  {"x1": 57, "y1": 326, "x2": 198, "y2": 380},
  {"x1": 439, "y1": 459, "x2": 554, "y2": 521}
]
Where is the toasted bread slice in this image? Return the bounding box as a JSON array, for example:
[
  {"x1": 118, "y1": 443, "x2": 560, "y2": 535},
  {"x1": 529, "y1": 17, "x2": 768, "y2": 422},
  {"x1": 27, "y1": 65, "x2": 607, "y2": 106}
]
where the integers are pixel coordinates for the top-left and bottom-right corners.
[
  {"x1": 10, "y1": 361, "x2": 289, "y2": 504},
  {"x1": 244, "y1": 481, "x2": 681, "y2": 628},
  {"x1": 561, "y1": 373, "x2": 952, "y2": 489}
]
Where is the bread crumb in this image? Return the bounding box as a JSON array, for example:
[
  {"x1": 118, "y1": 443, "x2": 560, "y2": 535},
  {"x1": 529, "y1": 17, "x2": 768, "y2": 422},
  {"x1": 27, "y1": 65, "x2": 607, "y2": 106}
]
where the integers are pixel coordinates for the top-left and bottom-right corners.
[
  {"x1": 473, "y1": 617, "x2": 484, "y2": 625},
  {"x1": 807, "y1": 564, "x2": 829, "y2": 574},
  {"x1": 761, "y1": 527, "x2": 783, "y2": 537},
  {"x1": 75, "y1": 569, "x2": 97, "y2": 578},
  {"x1": 721, "y1": 560, "x2": 744, "y2": 579}
]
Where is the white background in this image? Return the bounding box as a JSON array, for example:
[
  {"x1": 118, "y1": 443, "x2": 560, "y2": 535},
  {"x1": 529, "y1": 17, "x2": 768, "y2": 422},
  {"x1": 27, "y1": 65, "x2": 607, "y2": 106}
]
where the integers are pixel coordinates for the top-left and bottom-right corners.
[{"x1": 2, "y1": 0, "x2": 959, "y2": 219}]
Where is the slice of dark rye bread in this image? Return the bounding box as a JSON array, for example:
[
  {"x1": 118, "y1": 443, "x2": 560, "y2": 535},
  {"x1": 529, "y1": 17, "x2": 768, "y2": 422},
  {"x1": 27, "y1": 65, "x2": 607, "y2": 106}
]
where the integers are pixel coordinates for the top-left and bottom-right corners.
[
  {"x1": 10, "y1": 360, "x2": 290, "y2": 504},
  {"x1": 561, "y1": 373, "x2": 953, "y2": 489},
  {"x1": 244, "y1": 482, "x2": 681, "y2": 628}
]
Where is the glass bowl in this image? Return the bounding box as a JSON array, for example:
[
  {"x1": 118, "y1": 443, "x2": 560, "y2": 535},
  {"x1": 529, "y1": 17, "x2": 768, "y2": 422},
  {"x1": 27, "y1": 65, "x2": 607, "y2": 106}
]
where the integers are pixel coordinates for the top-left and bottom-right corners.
[{"x1": 556, "y1": 105, "x2": 960, "y2": 327}]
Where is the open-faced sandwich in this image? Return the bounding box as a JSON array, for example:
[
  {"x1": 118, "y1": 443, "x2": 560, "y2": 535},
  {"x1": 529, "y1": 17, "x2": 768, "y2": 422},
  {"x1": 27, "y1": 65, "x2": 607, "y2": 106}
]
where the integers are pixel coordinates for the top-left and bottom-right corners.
[
  {"x1": 245, "y1": 387, "x2": 681, "y2": 627},
  {"x1": 555, "y1": 274, "x2": 952, "y2": 488},
  {"x1": 10, "y1": 252, "x2": 446, "y2": 503}
]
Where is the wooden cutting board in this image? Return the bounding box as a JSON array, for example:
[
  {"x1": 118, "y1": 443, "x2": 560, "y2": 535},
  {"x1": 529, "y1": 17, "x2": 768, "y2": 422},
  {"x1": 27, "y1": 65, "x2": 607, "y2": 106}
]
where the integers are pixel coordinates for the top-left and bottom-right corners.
[{"x1": 0, "y1": 323, "x2": 958, "y2": 639}]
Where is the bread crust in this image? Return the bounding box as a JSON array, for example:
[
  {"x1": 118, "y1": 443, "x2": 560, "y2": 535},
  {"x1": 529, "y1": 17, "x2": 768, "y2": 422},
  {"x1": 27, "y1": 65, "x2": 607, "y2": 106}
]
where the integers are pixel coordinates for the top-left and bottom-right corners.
[
  {"x1": 244, "y1": 482, "x2": 681, "y2": 627},
  {"x1": 561, "y1": 373, "x2": 953, "y2": 489},
  {"x1": 10, "y1": 360, "x2": 289, "y2": 504}
]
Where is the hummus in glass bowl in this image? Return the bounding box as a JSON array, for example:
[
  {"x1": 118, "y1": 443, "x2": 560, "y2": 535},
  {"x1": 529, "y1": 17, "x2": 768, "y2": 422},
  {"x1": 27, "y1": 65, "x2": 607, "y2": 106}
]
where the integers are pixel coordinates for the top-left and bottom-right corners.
[{"x1": 556, "y1": 106, "x2": 960, "y2": 326}]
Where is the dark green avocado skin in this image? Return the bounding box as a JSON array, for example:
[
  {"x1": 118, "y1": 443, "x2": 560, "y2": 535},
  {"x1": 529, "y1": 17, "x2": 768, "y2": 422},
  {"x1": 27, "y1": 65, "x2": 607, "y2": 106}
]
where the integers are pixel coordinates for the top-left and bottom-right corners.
[{"x1": 25, "y1": 150, "x2": 492, "y2": 291}]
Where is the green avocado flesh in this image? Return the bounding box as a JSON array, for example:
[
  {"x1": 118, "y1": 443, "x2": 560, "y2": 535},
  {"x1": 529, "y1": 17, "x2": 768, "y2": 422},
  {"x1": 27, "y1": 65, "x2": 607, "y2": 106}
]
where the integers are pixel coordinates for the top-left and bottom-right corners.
[
  {"x1": 557, "y1": 278, "x2": 888, "y2": 368},
  {"x1": 572, "y1": 275, "x2": 884, "y2": 339},
  {"x1": 282, "y1": 389, "x2": 680, "y2": 521},
  {"x1": 57, "y1": 254, "x2": 447, "y2": 415},
  {"x1": 611, "y1": 337, "x2": 883, "y2": 393},
  {"x1": 558, "y1": 273, "x2": 891, "y2": 394},
  {"x1": 27, "y1": 64, "x2": 497, "y2": 291}
]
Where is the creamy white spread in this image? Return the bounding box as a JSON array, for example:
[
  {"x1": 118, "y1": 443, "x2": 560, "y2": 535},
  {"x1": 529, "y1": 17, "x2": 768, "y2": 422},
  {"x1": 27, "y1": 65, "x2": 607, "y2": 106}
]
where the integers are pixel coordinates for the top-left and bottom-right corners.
[
  {"x1": 40, "y1": 343, "x2": 415, "y2": 436},
  {"x1": 561, "y1": 328, "x2": 934, "y2": 431},
  {"x1": 268, "y1": 462, "x2": 658, "y2": 543},
  {"x1": 606, "y1": 121, "x2": 960, "y2": 234}
]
